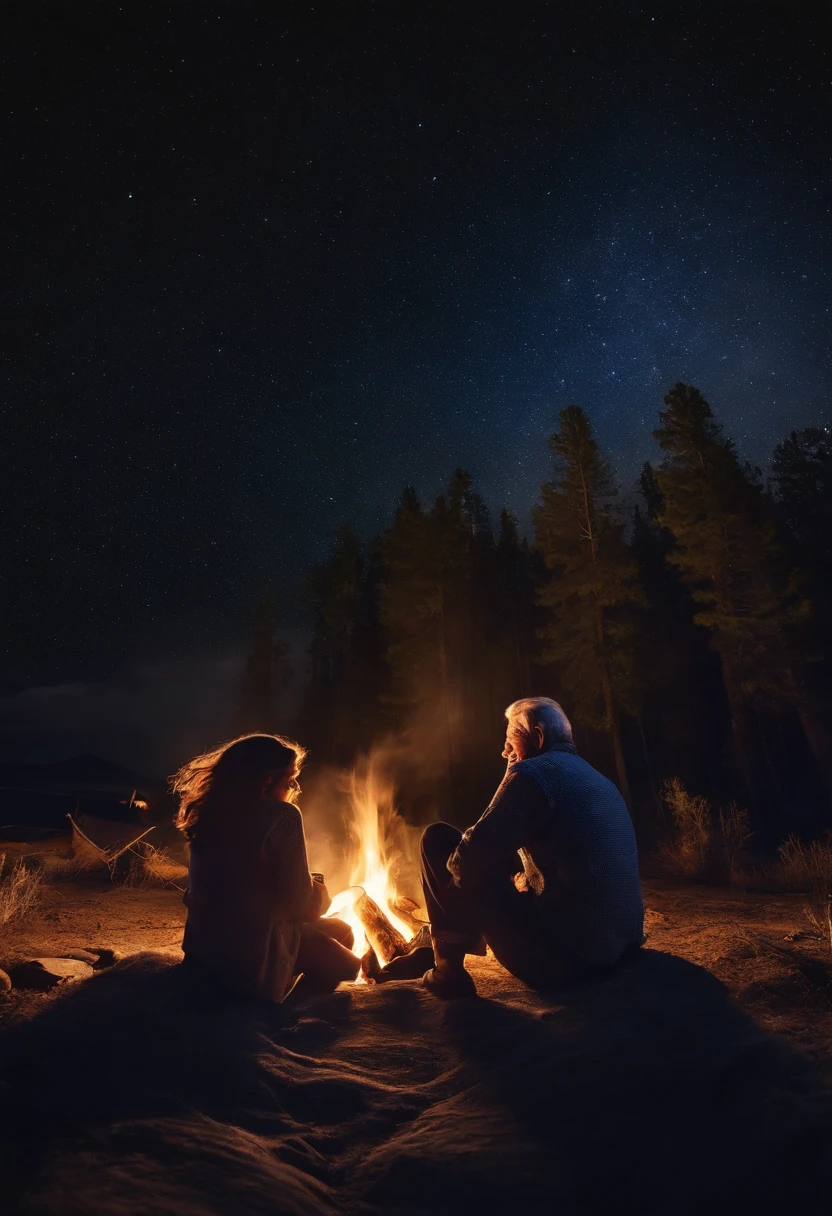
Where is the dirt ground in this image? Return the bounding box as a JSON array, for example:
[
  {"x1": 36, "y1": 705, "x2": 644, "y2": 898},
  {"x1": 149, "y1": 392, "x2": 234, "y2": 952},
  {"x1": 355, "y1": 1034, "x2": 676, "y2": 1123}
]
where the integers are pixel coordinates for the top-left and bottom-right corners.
[
  {"x1": 2, "y1": 872, "x2": 832, "y2": 1215},
  {"x1": 2, "y1": 872, "x2": 831, "y2": 1068},
  {"x1": 641, "y1": 877, "x2": 832, "y2": 1075}
]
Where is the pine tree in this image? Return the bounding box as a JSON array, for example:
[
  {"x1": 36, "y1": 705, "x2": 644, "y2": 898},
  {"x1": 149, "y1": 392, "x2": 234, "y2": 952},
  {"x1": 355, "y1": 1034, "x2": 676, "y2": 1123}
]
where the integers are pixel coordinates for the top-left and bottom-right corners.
[
  {"x1": 652, "y1": 384, "x2": 812, "y2": 812},
  {"x1": 533, "y1": 405, "x2": 641, "y2": 807},
  {"x1": 306, "y1": 525, "x2": 364, "y2": 688},
  {"x1": 378, "y1": 487, "x2": 438, "y2": 704},
  {"x1": 770, "y1": 426, "x2": 832, "y2": 801},
  {"x1": 378, "y1": 472, "x2": 511, "y2": 815},
  {"x1": 771, "y1": 426, "x2": 832, "y2": 601},
  {"x1": 299, "y1": 525, "x2": 389, "y2": 762},
  {"x1": 494, "y1": 508, "x2": 536, "y2": 699},
  {"x1": 630, "y1": 462, "x2": 725, "y2": 809}
]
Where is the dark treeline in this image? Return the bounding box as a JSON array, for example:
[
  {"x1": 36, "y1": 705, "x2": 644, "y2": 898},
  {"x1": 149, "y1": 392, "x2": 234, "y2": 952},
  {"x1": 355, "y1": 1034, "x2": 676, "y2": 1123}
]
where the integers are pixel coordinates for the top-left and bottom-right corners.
[{"x1": 241, "y1": 384, "x2": 832, "y2": 843}]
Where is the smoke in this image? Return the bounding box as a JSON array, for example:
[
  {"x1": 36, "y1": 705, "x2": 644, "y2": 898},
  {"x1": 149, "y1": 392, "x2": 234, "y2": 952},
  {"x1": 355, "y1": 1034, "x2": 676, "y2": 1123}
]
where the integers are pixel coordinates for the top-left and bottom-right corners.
[
  {"x1": 0, "y1": 650, "x2": 504, "y2": 910},
  {"x1": 300, "y1": 700, "x2": 490, "y2": 899}
]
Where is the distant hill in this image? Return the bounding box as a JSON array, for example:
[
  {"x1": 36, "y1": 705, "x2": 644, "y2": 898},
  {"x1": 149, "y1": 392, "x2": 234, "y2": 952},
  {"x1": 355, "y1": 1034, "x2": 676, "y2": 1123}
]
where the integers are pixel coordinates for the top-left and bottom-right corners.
[
  {"x1": 0, "y1": 753, "x2": 165, "y2": 831},
  {"x1": 0, "y1": 753, "x2": 159, "y2": 797}
]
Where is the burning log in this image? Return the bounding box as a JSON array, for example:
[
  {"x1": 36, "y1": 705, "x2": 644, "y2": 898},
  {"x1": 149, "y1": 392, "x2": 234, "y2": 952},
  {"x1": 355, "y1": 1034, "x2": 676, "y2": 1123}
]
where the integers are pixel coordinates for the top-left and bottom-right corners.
[
  {"x1": 360, "y1": 946, "x2": 381, "y2": 983},
  {"x1": 390, "y1": 895, "x2": 429, "y2": 934},
  {"x1": 354, "y1": 890, "x2": 410, "y2": 965}
]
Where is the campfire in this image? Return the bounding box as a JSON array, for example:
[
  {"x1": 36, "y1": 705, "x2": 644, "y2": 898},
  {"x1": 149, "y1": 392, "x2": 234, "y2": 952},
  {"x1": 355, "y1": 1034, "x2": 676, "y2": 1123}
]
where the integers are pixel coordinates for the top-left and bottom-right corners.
[{"x1": 324, "y1": 755, "x2": 427, "y2": 981}]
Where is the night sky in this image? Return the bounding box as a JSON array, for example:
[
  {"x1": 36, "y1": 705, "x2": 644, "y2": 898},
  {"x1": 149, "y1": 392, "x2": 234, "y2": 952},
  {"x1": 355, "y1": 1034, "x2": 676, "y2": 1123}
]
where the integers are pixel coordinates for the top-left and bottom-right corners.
[{"x1": 2, "y1": 2, "x2": 830, "y2": 767}]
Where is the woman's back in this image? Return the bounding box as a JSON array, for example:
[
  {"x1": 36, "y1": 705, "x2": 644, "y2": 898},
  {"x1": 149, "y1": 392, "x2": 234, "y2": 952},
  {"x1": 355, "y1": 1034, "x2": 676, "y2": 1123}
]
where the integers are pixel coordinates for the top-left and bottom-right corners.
[{"x1": 183, "y1": 798, "x2": 316, "y2": 1001}]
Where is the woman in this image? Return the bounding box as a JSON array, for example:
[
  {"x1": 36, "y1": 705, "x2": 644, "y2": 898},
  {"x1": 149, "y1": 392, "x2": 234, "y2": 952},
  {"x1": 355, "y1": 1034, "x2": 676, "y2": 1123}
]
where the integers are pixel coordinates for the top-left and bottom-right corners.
[{"x1": 173, "y1": 733, "x2": 360, "y2": 1002}]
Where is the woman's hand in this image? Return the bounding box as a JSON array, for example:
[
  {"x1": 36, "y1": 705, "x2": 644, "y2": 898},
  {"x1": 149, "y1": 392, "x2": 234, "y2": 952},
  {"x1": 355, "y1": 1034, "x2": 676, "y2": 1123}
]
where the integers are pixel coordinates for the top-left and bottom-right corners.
[{"x1": 310, "y1": 874, "x2": 331, "y2": 917}]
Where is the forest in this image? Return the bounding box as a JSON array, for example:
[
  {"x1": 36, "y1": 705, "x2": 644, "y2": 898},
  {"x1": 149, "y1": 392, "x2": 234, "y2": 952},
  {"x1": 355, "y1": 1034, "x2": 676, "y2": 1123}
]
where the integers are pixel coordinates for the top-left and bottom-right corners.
[{"x1": 238, "y1": 383, "x2": 832, "y2": 847}]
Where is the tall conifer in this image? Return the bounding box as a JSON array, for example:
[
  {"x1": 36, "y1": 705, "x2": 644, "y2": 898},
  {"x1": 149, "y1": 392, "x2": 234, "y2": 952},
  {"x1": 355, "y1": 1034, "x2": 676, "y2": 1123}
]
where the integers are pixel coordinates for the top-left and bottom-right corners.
[
  {"x1": 495, "y1": 509, "x2": 536, "y2": 698},
  {"x1": 631, "y1": 462, "x2": 724, "y2": 806},
  {"x1": 301, "y1": 525, "x2": 388, "y2": 762},
  {"x1": 771, "y1": 426, "x2": 832, "y2": 603},
  {"x1": 533, "y1": 405, "x2": 640, "y2": 807},
  {"x1": 306, "y1": 525, "x2": 364, "y2": 687},
  {"x1": 770, "y1": 426, "x2": 832, "y2": 800},
  {"x1": 652, "y1": 383, "x2": 810, "y2": 812}
]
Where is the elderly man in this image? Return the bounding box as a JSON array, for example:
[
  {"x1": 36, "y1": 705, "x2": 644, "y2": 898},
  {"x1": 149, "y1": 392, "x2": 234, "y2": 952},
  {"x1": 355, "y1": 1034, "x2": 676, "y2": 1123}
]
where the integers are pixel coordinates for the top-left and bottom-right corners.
[{"x1": 416, "y1": 697, "x2": 644, "y2": 998}]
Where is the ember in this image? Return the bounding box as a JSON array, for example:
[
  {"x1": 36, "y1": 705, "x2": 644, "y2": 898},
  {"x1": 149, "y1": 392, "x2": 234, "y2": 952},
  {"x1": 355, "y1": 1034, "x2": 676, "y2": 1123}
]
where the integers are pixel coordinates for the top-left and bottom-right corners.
[{"x1": 325, "y1": 754, "x2": 424, "y2": 979}]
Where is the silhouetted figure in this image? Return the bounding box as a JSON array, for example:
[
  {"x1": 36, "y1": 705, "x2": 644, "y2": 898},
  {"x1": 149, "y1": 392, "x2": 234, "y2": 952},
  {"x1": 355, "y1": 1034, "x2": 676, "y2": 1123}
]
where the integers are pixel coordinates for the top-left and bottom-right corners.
[
  {"x1": 418, "y1": 697, "x2": 644, "y2": 998},
  {"x1": 173, "y1": 733, "x2": 360, "y2": 1001}
]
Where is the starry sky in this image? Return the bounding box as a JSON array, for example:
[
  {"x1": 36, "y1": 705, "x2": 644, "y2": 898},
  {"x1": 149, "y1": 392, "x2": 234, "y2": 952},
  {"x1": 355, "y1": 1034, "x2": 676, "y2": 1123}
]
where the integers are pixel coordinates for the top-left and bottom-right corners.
[{"x1": 2, "y1": 1, "x2": 830, "y2": 761}]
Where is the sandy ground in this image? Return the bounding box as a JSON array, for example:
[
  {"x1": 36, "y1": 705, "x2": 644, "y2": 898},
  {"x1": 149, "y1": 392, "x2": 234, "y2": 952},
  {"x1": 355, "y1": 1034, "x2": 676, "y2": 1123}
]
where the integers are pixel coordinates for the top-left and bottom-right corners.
[
  {"x1": 641, "y1": 878, "x2": 832, "y2": 1072},
  {"x1": 1, "y1": 876, "x2": 831, "y2": 1214},
  {"x1": 3, "y1": 875, "x2": 831, "y2": 1058},
  {"x1": 1, "y1": 879, "x2": 187, "y2": 972}
]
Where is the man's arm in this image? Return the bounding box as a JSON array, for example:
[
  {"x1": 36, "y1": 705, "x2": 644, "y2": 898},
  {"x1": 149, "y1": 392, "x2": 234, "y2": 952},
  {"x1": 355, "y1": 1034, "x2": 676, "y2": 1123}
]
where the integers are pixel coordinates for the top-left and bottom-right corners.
[{"x1": 449, "y1": 767, "x2": 548, "y2": 889}]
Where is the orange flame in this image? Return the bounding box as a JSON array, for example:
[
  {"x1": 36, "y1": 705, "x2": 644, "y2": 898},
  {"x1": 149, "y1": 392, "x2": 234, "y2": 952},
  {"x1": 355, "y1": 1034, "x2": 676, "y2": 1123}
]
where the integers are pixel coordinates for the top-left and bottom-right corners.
[{"x1": 325, "y1": 754, "x2": 415, "y2": 972}]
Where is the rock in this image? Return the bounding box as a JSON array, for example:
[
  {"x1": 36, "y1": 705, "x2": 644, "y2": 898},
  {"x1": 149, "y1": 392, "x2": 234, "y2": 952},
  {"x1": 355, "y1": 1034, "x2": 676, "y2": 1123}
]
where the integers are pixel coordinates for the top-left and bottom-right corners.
[
  {"x1": 9, "y1": 957, "x2": 94, "y2": 990},
  {"x1": 62, "y1": 948, "x2": 100, "y2": 965},
  {"x1": 86, "y1": 946, "x2": 122, "y2": 969},
  {"x1": 724, "y1": 942, "x2": 757, "y2": 960},
  {"x1": 0, "y1": 968, "x2": 11, "y2": 993}
]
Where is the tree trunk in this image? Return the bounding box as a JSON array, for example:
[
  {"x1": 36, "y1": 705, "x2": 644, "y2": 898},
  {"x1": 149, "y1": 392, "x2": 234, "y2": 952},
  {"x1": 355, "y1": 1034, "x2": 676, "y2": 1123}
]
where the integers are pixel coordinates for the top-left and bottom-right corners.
[
  {"x1": 511, "y1": 602, "x2": 527, "y2": 696},
  {"x1": 721, "y1": 662, "x2": 766, "y2": 818},
  {"x1": 795, "y1": 701, "x2": 832, "y2": 806},
  {"x1": 781, "y1": 665, "x2": 832, "y2": 806},
  {"x1": 753, "y1": 706, "x2": 783, "y2": 800},
  {"x1": 607, "y1": 693, "x2": 632, "y2": 811},
  {"x1": 638, "y1": 716, "x2": 664, "y2": 825},
  {"x1": 595, "y1": 606, "x2": 632, "y2": 810}
]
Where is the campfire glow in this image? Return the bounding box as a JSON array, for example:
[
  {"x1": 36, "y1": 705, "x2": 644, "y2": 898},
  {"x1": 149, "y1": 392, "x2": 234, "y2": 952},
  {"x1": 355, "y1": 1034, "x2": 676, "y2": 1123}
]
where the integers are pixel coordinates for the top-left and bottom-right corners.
[{"x1": 325, "y1": 756, "x2": 418, "y2": 978}]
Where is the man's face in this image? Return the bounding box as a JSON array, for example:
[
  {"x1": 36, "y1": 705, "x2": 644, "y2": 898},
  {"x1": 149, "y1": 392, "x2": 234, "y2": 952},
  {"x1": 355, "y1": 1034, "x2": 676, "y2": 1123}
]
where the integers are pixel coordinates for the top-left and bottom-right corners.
[{"x1": 502, "y1": 719, "x2": 543, "y2": 763}]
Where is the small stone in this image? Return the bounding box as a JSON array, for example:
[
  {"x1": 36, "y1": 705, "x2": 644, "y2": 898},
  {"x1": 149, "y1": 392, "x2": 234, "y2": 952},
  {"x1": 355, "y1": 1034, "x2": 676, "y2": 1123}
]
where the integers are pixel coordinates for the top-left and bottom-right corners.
[
  {"x1": 0, "y1": 968, "x2": 11, "y2": 993},
  {"x1": 644, "y1": 908, "x2": 669, "y2": 930},
  {"x1": 62, "y1": 948, "x2": 99, "y2": 965},
  {"x1": 9, "y1": 957, "x2": 94, "y2": 990},
  {"x1": 86, "y1": 946, "x2": 122, "y2": 969}
]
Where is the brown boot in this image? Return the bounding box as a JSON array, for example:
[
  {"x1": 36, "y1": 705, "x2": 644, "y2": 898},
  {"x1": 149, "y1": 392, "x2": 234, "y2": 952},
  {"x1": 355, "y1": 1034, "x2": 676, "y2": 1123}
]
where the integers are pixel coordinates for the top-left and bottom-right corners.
[
  {"x1": 375, "y1": 945, "x2": 436, "y2": 982},
  {"x1": 421, "y1": 965, "x2": 477, "y2": 1000}
]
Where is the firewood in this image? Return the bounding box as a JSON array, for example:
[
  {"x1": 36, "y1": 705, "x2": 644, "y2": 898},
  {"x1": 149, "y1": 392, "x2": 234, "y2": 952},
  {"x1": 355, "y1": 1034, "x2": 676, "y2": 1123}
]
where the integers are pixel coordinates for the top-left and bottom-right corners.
[
  {"x1": 354, "y1": 891, "x2": 409, "y2": 965},
  {"x1": 360, "y1": 946, "x2": 381, "y2": 983},
  {"x1": 390, "y1": 895, "x2": 428, "y2": 934}
]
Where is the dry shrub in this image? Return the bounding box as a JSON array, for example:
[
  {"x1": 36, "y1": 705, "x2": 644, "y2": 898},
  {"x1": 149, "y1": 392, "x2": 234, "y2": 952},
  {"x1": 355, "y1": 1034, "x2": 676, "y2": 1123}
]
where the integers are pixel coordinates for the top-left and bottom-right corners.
[
  {"x1": 30, "y1": 841, "x2": 186, "y2": 891},
  {"x1": 657, "y1": 778, "x2": 753, "y2": 885},
  {"x1": 777, "y1": 833, "x2": 832, "y2": 950},
  {"x1": 112, "y1": 842, "x2": 187, "y2": 889},
  {"x1": 777, "y1": 832, "x2": 832, "y2": 891},
  {"x1": 37, "y1": 852, "x2": 109, "y2": 882},
  {"x1": 144, "y1": 849, "x2": 188, "y2": 887},
  {"x1": 0, "y1": 853, "x2": 43, "y2": 924},
  {"x1": 719, "y1": 802, "x2": 754, "y2": 883},
  {"x1": 657, "y1": 778, "x2": 714, "y2": 881}
]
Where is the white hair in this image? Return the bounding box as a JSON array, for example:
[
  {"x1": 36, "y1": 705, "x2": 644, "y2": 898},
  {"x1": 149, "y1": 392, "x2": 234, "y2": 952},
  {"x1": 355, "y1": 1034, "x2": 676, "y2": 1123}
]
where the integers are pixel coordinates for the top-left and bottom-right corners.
[{"x1": 505, "y1": 697, "x2": 573, "y2": 748}]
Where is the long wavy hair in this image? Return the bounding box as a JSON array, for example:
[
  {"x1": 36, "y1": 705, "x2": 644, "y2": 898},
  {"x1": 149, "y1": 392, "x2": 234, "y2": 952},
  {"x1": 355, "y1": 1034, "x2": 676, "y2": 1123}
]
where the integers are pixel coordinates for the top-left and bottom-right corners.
[{"x1": 172, "y1": 733, "x2": 307, "y2": 846}]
